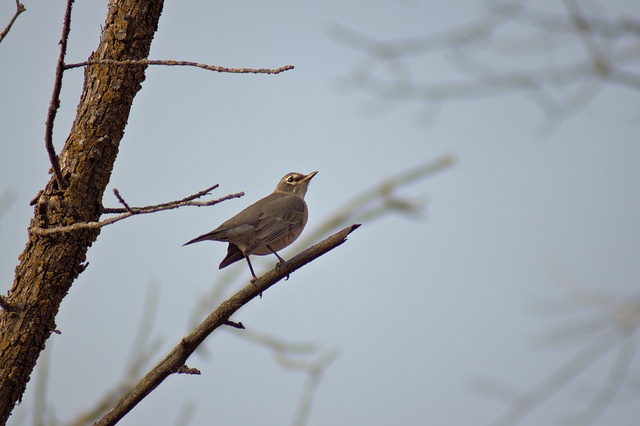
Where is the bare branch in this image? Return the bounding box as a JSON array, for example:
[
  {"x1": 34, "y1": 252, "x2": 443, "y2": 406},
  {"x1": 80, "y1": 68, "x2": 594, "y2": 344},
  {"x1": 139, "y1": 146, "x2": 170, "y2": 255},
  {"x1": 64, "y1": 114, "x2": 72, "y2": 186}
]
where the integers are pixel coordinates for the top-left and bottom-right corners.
[
  {"x1": 0, "y1": 0, "x2": 26, "y2": 44},
  {"x1": 30, "y1": 187, "x2": 243, "y2": 236},
  {"x1": 290, "y1": 349, "x2": 340, "y2": 426},
  {"x1": 334, "y1": 1, "x2": 640, "y2": 125},
  {"x1": 568, "y1": 332, "x2": 638, "y2": 425},
  {"x1": 67, "y1": 284, "x2": 163, "y2": 426},
  {"x1": 64, "y1": 59, "x2": 294, "y2": 75},
  {"x1": 563, "y1": 0, "x2": 609, "y2": 75},
  {"x1": 223, "y1": 320, "x2": 245, "y2": 329},
  {"x1": 112, "y1": 189, "x2": 132, "y2": 213},
  {"x1": 297, "y1": 155, "x2": 453, "y2": 249},
  {"x1": 173, "y1": 401, "x2": 196, "y2": 426},
  {"x1": 94, "y1": 224, "x2": 360, "y2": 426},
  {"x1": 175, "y1": 365, "x2": 201, "y2": 375},
  {"x1": 232, "y1": 329, "x2": 321, "y2": 357},
  {"x1": 44, "y1": 0, "x2": 74, "y2": 190},
  {"x1": 1, "y1": 0, "x2": 166, "y2": 420},
  {"x1": 484, "y1": 262, "x2": 640, "y2": 426},
  {"x1": 102, "y1": 184, "x2": 221, "y2": 214}
]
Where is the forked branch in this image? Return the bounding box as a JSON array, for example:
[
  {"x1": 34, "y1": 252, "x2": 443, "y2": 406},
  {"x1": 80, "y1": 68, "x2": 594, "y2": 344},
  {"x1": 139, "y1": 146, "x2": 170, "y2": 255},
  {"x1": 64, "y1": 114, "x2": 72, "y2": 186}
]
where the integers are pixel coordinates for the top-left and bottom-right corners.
[
  {"x1": 30, "y1": 186, "x2": 243, "y2": 236},
  {"x1": 0, "y1": 0, "x2": 26, "y2": 44}
]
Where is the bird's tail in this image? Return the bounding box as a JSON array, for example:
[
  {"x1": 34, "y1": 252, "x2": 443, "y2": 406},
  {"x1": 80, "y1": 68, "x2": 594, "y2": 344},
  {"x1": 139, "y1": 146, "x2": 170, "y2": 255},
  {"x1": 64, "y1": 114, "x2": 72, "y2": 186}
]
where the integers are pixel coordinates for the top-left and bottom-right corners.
[
  {"x1": 219, "y1": 243, "x2": 245, "y2": 269},
  {"x1": 182, "y1": 231, "x2": 218, "y2": 246}
]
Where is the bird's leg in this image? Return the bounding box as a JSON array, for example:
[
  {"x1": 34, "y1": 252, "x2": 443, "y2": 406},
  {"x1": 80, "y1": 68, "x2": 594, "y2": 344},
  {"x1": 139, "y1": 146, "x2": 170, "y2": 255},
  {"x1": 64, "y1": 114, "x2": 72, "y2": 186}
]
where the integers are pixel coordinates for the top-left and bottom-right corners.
[
  {"x1": 266, "y1": 245, "x2": 286, "y2": 263},
  {"x1": 245, "y1": 255, "x2": 258, "y2": 284},
  {"x1": 266, "y1": 245, "x2": 290, "y2": 280}
]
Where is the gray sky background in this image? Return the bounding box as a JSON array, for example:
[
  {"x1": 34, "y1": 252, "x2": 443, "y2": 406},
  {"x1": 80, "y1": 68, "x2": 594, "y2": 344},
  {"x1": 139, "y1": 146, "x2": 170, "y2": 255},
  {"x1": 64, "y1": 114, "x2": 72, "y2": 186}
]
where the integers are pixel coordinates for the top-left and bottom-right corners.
[{"x1": 1, "y1": 1, "x2": 639, "y2": 425}]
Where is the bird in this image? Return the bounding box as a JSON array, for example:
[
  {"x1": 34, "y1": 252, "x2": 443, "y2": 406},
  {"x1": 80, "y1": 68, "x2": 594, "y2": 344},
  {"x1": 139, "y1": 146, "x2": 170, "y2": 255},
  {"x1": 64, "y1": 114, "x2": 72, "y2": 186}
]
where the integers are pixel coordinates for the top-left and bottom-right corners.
[{"x1": 184, "y1": 171, "x2": 318, "y2": 281}]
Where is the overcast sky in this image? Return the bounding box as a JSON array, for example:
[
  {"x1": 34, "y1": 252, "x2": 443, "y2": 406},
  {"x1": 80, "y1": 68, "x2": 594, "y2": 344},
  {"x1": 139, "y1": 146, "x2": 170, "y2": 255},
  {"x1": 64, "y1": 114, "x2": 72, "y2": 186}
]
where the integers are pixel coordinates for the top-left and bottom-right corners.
[{"x1": 1, "y1": 1, "x2": 639, "y2": 425}]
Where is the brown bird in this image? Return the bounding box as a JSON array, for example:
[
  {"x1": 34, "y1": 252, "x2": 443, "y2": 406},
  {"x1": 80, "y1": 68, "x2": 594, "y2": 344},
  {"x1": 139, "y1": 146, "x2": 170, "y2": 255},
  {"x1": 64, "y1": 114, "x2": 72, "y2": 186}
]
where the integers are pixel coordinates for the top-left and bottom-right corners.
[{"x1": 184, "y1": 171, "x2": 317, "y2": 280}]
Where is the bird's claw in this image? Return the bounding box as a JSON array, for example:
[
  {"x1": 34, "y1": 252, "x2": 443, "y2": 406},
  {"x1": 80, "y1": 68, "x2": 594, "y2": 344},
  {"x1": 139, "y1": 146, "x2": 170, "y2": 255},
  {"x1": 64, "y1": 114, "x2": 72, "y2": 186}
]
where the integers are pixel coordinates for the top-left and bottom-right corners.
[{"x1": 275, "y1": 261, "x2": 290, "y2": 280}]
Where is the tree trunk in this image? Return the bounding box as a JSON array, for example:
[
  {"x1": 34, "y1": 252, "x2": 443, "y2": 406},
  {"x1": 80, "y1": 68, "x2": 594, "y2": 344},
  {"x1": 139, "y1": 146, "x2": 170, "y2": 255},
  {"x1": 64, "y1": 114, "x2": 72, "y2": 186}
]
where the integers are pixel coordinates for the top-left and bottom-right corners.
[{"x1": 0, "y1": 0, "x2": 164, "y2": 422}]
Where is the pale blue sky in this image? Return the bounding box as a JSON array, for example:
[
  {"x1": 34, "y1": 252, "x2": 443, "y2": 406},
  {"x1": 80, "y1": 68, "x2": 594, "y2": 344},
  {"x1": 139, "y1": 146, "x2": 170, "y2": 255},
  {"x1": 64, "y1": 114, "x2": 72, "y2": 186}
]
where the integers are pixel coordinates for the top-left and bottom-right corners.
[{"x1": 1, "y1": 1, "x2": 639, "y2": 425}]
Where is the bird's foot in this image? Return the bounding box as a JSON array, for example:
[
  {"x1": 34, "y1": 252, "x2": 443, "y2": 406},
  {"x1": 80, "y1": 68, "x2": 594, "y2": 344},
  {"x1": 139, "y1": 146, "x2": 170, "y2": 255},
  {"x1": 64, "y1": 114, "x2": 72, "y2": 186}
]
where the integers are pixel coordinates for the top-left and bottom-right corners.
[
  {"x1": 275, "y1": 261, "x2": 290, "y2": 280},
  {"x1": 250, "y1": 277, "x2": 263, "y2": 297}
]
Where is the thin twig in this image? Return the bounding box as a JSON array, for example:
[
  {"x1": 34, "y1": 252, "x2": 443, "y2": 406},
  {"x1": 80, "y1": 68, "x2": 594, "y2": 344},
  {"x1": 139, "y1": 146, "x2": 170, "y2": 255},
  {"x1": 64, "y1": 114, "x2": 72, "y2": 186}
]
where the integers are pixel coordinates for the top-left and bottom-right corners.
[
  {"x1": 564, "y1": 0, "x2": 609, "y2": 75},
  {"x1": 94, "y1": 224, "x2": 360, "y2": 426},
  {"x1": 0, "y1": 0, "x2": 26, "y2": 44},
  {"x1": 223, "y1": 320, "x2": 245, "y2": 329},
  {"x1": 232, "y1": 329, "x2": 320, "y2": 356},
  {"x1": 296, "y1": 155, "x2": 453, "y2": 249},
  {"x1": 173, "y1": 401, "x2": 196, "y2": 426},
  {"x1": 290, "y1": 349, "x2": 340, "y2": 426},
  {"x1": 112, "y1": 189, "x2": 132, "y2": 213},
  {"x1": 64, "y1": 59, "x2": 294, "y2": 75},
  {"x1": 30, "y1": 188, "x2": 243, "y2": 236},
  {"x1": 44, "y1": 0, "x2": 74, "y2": 190},
  {"x1": 102, "y1": 184, "x2": 220, "y2": 214},
  {"x1": 490, "y1": 329, "x2": 631, "y2": 426},
  {"x1": 175, "y1": 365, "x2": 200, "y2": 375},
  {"x1": 569, "y1": 330, "x2": 638, "y2": 425}
]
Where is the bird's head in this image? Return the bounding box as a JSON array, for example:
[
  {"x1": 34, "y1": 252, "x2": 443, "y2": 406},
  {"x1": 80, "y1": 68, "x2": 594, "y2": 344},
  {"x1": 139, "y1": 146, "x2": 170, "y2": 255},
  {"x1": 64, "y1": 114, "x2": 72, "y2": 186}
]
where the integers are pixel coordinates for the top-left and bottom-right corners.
[{"x1": 275, "y1": 171, "x2": 318, "y2": 198}]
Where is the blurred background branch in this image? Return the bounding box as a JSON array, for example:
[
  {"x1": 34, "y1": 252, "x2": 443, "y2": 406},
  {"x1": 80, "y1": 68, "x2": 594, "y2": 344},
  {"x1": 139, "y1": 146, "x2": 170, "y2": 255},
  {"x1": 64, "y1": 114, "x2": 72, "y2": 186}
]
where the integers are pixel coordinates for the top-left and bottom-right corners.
[
  {"x1": 331, "y1": 1, "x2": 639, "y2": 424},
  {"x1": 475, "y1": 260, "x2": 640, "y2": 426},
  {"x1": 332, "y1": 0, "x2": 640, "y2": 129},
  {"x1": 63, "y1": 284, "x2": 163, "y2": 426}
]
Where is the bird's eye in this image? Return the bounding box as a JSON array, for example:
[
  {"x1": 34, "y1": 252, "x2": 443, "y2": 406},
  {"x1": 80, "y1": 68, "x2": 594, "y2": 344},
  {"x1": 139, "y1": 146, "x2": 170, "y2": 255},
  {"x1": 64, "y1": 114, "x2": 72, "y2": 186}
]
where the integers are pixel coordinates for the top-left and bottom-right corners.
[{"x1": 286, "y1": 175, "x2": 294, "y2": 183}]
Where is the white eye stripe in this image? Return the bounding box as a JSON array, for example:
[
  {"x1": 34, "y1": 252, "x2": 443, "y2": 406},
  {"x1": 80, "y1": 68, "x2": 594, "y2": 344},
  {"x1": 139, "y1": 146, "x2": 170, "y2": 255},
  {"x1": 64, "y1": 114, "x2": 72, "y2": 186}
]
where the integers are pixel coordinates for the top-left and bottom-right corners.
[{"x1": 286, "y1": 175, "x2": 295, "y2": 183}]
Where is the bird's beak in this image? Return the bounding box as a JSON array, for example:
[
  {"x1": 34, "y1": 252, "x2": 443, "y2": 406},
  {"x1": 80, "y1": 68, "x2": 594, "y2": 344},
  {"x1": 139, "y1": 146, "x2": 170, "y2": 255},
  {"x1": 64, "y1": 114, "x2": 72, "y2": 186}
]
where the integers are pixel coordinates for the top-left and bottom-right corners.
[{"x1": 301, "y1": 171, "x2": 318, "y2": 183}]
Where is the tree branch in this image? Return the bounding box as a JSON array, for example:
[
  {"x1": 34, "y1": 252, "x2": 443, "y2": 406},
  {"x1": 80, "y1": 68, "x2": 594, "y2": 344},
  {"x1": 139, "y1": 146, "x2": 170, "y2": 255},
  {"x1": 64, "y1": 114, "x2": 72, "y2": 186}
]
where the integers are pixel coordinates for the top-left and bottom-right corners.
[
  {"x1": 30, "y1": 187, "x2": 243, "y2": 236},
  {"x1": 64, "y1": 59, "x2": 294, "y2": 75},
  {"x1": 94, "y1": 224, "x2": 360, "y2": 426},
  {"x1": 334, "y1": 2, "x2": 640, "y2": 126},
  {"x1": 0, "y1": 1, "x2": 166, "y2": 420},
  {"x1": 44, "y1": 0, "x2": 74, "y2": 190},
  {"x1": 0, "y1": 0, "x2": 26, "y2": 44},
  {"x1": 101, "y1": 184, "x2": 225, "y2": 214}
]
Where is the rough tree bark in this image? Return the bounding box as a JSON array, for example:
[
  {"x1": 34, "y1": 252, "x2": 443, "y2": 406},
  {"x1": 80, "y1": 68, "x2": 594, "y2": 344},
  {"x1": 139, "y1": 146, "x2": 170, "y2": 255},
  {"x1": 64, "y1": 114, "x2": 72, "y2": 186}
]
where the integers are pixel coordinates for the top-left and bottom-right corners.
[{"x1": 0, "y1": 0, "x2": 164, "y2": 423}]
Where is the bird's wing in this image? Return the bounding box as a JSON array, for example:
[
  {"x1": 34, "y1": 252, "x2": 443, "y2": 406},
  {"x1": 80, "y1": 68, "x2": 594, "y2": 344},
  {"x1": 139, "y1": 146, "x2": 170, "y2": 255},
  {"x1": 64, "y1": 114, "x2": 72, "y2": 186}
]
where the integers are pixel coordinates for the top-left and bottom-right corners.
[
  {"x1": 183, "y1": 194, "x2": 273, "y2": 245},
  {"x1": 251, "y1": 195, "x2": 306, "y2": 249}
]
